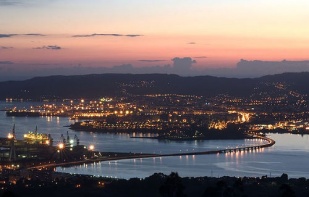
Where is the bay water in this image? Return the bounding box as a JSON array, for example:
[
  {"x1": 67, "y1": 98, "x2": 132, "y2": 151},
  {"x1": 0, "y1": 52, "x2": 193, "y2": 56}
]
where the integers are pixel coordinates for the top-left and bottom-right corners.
[{"x1": 1, "y1": 101, "x2": 309, "y2": 179}]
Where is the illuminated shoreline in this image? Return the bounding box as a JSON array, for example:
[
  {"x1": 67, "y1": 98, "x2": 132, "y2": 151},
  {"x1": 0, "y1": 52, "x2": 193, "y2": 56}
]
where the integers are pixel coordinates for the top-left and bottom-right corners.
[{"x1": 28, "y1": 135, "x2": 275, "y2": 170}]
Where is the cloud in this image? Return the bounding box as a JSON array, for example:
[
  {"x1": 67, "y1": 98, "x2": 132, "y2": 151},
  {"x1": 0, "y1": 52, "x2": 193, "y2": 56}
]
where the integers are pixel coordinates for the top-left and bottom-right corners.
[
  {"x1": 23, "y1": 57, "x2": 198, "y2": 77},
  {"x1": 0, "y1": 34, "x2": 17, "y2": 38},
  {"x1": 0, "y1": 0, "x2": 47, "y2": 6},
  {"x1": 233, "y1": 59, "x2": 309, "y2": 77},
  {"x1": 0, "y1": 46, "x2": 13, "y2": 49},
  {"x1": 0, "y1": 61, "x2": 14, "y2": 64},
  {"x1": 138, "y1": 60, "x2": 166, "y2": 62},
  {"x1": 72, "y1": 33, "x2": 143, "y2": 38},
  {"x1": 24, "y1": 33, "x2": 45, "y2": 36},
  {"x1": 188, "y1": 42, "x2": 196, "y2": 44},
  {"x1": 126, "y1": 34, "x2": 143, "y2": 37},
  {"x1": 0, "y1": 0, "x2": 22, "y2": 6},
  {"x1": 171, "y1": 57, "x2": 196, "y2": 75},
  {"x1": 33, "y1": 45, "x2": 62, "y2": 50},
  {"x1": 72, "y1": 33, "x2": 121, "y2": 37},
  {"x1": 0, "y1": 33, "x2": 46, "y2": 38},
  {"x1": 172, "y1": 57, "x2": 196, "y2": 65}
]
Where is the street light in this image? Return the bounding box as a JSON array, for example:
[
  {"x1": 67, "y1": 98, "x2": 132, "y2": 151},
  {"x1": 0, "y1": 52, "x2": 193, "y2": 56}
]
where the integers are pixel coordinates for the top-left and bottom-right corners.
[
  {"x1": 58, "y1": 143, "x2": 64, "y2": 149},
  {"x1": 89, "y1": 145, "x2": 94, "y2": 151},
  {"x1": 8, "y1": 133, "x2": 14, "y2": 139}
]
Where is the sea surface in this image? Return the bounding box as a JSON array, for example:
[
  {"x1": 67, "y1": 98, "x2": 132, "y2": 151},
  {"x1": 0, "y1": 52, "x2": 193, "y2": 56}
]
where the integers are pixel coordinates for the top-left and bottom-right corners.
[{"x1": 1, "y1": 101, "x2": 309, "y2": 179}]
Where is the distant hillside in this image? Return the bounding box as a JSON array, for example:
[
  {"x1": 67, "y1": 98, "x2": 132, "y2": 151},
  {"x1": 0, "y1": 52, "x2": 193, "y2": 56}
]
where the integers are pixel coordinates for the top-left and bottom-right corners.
[{"x1": 0, "y1": 73, "x2": 308, "y2": 100}]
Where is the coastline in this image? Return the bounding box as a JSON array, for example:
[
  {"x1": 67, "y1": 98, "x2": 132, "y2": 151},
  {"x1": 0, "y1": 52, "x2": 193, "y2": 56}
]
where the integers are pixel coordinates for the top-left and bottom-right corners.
[{"x1": 28, "y1": 135, "x2": 275, "y2": 170}]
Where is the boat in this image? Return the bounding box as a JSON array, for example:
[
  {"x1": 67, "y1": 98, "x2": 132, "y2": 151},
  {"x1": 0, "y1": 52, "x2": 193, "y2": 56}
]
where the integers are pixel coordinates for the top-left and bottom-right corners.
[
  {"x1": 6, "y1": 110, "x2": 40, "y2": 117},
  {"x1": 23, "y1": 126, "x2": 53, "y2": 145}
]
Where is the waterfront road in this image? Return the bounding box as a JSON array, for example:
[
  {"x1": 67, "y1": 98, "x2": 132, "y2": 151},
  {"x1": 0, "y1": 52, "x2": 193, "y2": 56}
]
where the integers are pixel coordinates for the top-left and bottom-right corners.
[{"x1": 28, "y1": 135, "x2": 275, "y2": 170}]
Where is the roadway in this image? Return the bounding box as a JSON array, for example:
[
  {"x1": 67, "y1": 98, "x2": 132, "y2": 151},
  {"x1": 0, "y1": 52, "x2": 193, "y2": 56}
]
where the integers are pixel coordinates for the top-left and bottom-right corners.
[{"x1": 28, "y1": 135, "x2": 275, "y2": 170}]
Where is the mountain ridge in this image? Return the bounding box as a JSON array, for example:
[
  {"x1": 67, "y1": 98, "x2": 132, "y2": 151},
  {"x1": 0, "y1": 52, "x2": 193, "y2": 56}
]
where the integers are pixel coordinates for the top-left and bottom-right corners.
[{"x1": 0, "y1": 72, "x2": 308, "y2": 100}]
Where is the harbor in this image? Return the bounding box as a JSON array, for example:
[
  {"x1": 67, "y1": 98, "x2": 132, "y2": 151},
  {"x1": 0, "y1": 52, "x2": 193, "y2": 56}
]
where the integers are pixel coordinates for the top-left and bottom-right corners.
[
  {"x1": 0, "y1": 124, "x2": 275, "y2": 173},
  {"x1": 0, "y1": 102, "x2": 306, "y2": 179},
  {"x1": 0, "y1": 125, "x2": 96, "y2": 169}
]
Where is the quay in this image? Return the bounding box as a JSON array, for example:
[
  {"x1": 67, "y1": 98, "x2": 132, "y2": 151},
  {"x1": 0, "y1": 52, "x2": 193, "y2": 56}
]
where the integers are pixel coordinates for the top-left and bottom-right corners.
[{"x1": 0, "y1": 126, "x2": 95, "y2": 169}]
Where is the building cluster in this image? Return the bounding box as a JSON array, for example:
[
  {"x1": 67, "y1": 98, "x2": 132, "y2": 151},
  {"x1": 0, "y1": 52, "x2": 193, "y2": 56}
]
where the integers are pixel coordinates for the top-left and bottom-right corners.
[{"x1": 5, "y1": 82, "x2": 309, "y2": 135}]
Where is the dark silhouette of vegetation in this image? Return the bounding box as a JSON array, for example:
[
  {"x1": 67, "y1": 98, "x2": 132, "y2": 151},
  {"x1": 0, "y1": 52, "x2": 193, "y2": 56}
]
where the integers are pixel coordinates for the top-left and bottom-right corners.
[
  {"x1": 159, "y1": 172, "x2": 186, "y2": 197},
  {"x1": 203, "y1": 180, "x2": 244, "y2": 197},
  {"x1": 1, "y1": 190, "x2": 17, "y2": 197},
  {"x1": 279, "y1": 184, "x2": 296, "y2": 197},
  {"x1": 0, "y1": 172, "x2": 309, "y2": 197}
]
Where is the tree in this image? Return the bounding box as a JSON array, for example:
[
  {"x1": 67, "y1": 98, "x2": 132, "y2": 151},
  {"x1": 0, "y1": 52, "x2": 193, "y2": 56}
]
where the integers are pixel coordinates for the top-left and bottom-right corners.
[
  {"x1": 279, "y1": 184, "x2": 295, "y2": 197},
  {"x1": 159, "y1": 172, "x2": 186, "y2": 197}
]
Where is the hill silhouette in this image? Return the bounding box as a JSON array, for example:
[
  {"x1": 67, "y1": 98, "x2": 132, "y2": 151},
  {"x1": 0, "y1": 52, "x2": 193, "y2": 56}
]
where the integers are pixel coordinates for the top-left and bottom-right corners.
[{"x1": 0, "y1": 72, "x2": 308, "y2": 100}]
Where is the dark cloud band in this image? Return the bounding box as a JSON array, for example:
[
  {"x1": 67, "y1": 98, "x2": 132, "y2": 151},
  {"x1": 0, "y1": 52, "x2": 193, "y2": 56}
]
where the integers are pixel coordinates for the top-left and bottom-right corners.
[
  {"x1": 0, "y1": 61, "x2": 14, "y2": 64},
  {"x1": 33, "y1": 45, "x2": 62, "y2": 50},
  {"x1": 0, "y1": 1, "x2": 21, "y2": 6},
  {"x1": 73, "y1": 33, "x2": 143, "y2": 38},
  {"x1": 24, "y1": 33, "x2": 45, "y2": 36},
  {"x1": 0, "y1": 33, "x2": 46, "y2": 38},
  {"x1": 0, "y1": 34, "x2": 17, "y2": 38},
  {"x1": 0, "y1": 46, "x2": 13, "y2": 49}
]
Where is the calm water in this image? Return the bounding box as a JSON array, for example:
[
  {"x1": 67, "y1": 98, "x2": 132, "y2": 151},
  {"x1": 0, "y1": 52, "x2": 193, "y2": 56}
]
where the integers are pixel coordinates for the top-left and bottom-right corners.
[{"x1": 1, "y1": 101, "x2": 309, "y2": 179}]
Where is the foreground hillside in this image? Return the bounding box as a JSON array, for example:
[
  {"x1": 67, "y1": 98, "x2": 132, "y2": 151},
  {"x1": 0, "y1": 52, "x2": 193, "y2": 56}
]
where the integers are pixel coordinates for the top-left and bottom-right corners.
[{"x1": 0, "y1": 172, "x2": 306, "y2": 197}]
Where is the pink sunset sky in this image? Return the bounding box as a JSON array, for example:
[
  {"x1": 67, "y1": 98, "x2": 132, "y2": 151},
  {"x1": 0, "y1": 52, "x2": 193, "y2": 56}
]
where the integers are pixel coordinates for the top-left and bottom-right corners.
[{"x1": 0, "y1": 0, "x2": 309, "y2": 80}]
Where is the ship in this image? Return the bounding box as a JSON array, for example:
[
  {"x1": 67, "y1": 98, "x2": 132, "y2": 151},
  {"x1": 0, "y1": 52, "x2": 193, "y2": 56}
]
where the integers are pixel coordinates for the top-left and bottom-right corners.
[
  {"x1": 6, "y1": 110, "x2": 40, "y2": 117},
  {"x1": 23, "y1": 126, "x2": 53, "y2": 145}
]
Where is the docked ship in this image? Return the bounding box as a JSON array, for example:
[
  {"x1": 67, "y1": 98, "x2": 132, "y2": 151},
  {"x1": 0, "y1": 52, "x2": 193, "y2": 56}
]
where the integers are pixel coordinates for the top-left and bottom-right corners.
[
  {"x1": 6, "y1": 110, "x2": 40, "y2": 117},
  {"x1": 24, "y1": 126, "x2": 53, "y2": 145}
]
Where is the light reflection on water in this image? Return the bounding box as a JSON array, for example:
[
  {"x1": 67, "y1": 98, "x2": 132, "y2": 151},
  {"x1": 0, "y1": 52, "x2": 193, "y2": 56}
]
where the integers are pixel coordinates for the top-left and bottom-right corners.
[
  {"x1": 1, "y1": 101, "x2": 309, "y2": 179},
  {"x1": 57, "y1": 132, "x2": 309, "y2": 179},
  {"x1": 61, "y1": 145, "x2": 309, "y2": 180}
]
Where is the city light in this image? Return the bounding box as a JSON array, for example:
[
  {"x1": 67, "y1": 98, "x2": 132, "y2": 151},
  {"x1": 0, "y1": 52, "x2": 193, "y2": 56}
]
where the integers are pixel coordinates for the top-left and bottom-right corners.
[
  {"x1": 89, "y1": 145, "x2": 95, "y2": 151},
  {"x1": 7, "y1": 133, "x2": 14, "y2": 139},
  {"x1": 58, "y1": 143, "x2": 64, "y2": 149}
]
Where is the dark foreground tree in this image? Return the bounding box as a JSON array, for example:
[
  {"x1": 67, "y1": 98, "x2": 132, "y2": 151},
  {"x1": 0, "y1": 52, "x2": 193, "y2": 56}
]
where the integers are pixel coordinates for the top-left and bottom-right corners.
[
  {"x1": 279, "y1": 184, "x2": 295, "y2": 197},
  {"x1": 1, "y1": 190, "x2": 17, "y2": 197},
  {"x1": 159, "y1": 172, "x2": 186, "y2": 197}
]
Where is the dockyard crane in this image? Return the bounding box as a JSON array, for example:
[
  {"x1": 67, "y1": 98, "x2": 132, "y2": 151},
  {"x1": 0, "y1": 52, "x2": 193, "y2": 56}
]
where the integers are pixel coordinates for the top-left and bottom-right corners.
[
  {"x1": 60, "y1": 134, "x2": 66, "y2": 144},
  {"x1": 9, "y1": 124, "x2": 17, "y2": 161},
  {"x1": 66, "y1": 131, "x2": 70, "y2": 144},
  {"x1": 74, "y1": 134, "x2": 80, "y2": 146}
]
